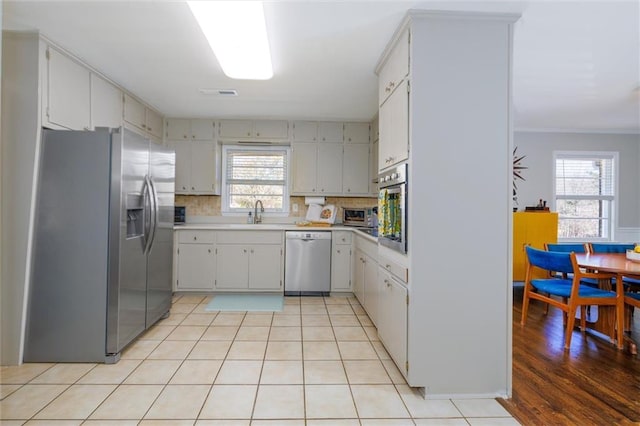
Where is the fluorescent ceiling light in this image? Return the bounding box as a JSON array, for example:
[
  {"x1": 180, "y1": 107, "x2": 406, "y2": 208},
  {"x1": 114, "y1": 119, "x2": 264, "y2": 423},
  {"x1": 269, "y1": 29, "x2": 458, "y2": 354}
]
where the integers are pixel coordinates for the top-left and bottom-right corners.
[{"x1": 188, "y1": 1, "x2": 273, "y2": 80}]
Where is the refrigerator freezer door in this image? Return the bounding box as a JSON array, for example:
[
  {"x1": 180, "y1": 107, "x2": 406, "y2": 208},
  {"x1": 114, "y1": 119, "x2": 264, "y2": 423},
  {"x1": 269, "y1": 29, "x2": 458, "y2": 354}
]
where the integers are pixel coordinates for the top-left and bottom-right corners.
[
  {"x1": 146, "y1": 142, "x2": 175, "y2": 327},
  {"x1": 107, "y1": 128, "x2": 149, "y2": 354}
]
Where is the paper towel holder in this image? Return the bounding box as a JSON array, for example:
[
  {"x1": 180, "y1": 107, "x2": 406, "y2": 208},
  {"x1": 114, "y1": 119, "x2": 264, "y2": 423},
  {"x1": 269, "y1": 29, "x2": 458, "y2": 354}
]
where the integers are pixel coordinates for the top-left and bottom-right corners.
[{"x1": 304, "y1": 196, "x2": 326, "y2": 205}]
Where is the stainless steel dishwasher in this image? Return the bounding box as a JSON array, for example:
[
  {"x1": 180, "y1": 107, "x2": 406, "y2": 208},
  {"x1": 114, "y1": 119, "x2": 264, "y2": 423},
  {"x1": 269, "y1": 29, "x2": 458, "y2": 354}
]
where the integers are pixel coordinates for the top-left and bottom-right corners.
[{"x1": 285, "y1": 231, "x2": 332, "y2": 296}]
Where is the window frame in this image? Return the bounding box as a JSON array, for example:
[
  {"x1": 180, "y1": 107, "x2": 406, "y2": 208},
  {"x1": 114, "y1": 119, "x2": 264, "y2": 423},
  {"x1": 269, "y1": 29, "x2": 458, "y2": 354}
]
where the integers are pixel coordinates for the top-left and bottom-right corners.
[
  {"x1": 552, "y1": 150, "x2": 619, "y2": 242},
  {"x1": 221, "y1": 144, "x2": 291, "y2": 216}
]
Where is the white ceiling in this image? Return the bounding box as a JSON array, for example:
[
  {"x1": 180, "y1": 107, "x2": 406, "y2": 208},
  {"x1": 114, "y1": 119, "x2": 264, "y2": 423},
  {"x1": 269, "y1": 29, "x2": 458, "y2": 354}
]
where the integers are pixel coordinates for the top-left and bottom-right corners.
[{"x1": 3, "y1": 0, "x2": 639, "y2": 133}]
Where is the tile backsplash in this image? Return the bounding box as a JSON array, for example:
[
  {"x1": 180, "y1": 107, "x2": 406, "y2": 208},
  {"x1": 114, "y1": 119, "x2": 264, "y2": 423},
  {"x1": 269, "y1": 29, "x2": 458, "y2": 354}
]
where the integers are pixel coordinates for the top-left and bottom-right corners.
[{"x1": 175, "y1": 195, "x2": 377, "y2": 220}]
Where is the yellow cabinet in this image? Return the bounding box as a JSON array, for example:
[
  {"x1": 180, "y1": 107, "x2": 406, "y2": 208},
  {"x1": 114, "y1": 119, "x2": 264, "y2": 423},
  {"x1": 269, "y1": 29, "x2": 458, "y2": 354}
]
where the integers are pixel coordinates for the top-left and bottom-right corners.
[{"x1": 513, "y1": 212, "x2": 558, "y2": 281}]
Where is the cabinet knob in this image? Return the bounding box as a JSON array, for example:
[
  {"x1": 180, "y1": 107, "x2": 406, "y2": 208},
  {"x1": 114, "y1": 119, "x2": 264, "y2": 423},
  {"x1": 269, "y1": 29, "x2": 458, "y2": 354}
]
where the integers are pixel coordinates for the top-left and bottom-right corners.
[
  {"x1": 251, "y1": 249, "x2": 254, "y2": 254},
  {"x1": 341, "y1": 238, "x2": 346, "y2": 242},
  {"x1": 244, "y1": 249, "x2": 247, "y2": 253},
  {"x1": 256, "y1": 132, "x2": 260, "y2": 137},
  {"x1": 312, "y1": 188, "x2": 316, "y2": 192},
  {"x1": 208, "y1": 249, "x2": 211, "y2": 253},
  {"x1": 191, "y1": 186, "x2": 195, "y2": 190},
  {"x1": 321, "y1": 189, "x2": 324, "y2": 192},
  {"x1": 347, "y1": 189, "x2": 351, "y2": 192},
  {"x1": 337, "y1": 249, "x2": 341, "y2": 254},
  {"x1": 322, "y1": 137, "x2": 326, "y2": 141},
  {"x1": 193, "y1": 236, "x2": 197, "y2": 241},
  {"x1": 191, "y1": 135, "x2": 195, "y2": 139},
  {"x1": 184, "y1": 135, "x2": 188, "y2": 139},
  {"x1": 182, "y1": 186, "x2": 186, "y2": 190},
  {"x1": 247, "y1": 132, "x2": 251, "y2": 136}
]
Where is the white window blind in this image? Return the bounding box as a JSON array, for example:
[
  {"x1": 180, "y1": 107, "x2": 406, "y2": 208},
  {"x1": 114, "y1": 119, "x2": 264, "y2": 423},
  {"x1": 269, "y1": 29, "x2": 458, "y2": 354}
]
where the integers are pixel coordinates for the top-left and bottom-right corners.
[
  {"x1": 554, "y1": 152, "x2": 616, "y2": 240},
  {"x1": 222, "y1": 146, "x2": 290, "y2": 213}
]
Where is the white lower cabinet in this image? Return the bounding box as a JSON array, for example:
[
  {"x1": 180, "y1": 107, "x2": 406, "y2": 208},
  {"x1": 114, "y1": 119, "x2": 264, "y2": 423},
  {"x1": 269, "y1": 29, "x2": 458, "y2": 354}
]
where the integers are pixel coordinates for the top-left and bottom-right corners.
[
  {"x1": 377, "y1": 267, "x2": 408, "y2": 376},
  {"x1": 353, "y1": 248, "x2": 378, "y2": 324},
  {"x1": 331, "y1": 231, "x2": 352, "y2": 292},
  {"x1": 362, "y1": 252, "x2": 379, "y2": 326},
  {"x1": 215, "y1": 231, "x2": 284, "y2": 291},
  {"x1": 175, "y1": 231, "x2": 215, "y2": 291}
]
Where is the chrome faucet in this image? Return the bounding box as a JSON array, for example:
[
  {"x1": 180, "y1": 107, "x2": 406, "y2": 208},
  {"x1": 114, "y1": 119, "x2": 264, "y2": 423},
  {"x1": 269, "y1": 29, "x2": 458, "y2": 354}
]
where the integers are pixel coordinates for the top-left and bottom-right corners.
[{"x1": 254, "y1": 200, "x2": 264, "y2": 224}]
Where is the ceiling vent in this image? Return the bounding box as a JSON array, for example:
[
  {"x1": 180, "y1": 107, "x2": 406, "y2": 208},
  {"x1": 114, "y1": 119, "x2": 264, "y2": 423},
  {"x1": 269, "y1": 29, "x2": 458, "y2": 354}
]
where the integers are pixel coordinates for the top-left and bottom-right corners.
[{"x1": 198, "y1": 88, "x2": 238, "y2": 96}]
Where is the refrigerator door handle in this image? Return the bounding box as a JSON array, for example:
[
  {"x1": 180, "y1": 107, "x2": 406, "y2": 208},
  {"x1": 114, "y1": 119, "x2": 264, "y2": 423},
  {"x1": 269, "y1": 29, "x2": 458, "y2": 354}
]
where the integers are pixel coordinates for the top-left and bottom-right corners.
[
  {"x1": 147, "y1": 176, "x2": 159, "y2": 252},
  {"x1": 143, "y1": 175, "x2": 155, "y2": 254}
]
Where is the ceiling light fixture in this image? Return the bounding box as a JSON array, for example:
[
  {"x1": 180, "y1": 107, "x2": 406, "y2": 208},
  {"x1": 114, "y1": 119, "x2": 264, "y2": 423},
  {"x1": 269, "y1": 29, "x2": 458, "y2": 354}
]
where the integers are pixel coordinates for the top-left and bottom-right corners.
[
  {"x1": 198, "y1": 88, "x2": 238, "y2": 96},
  {"x1": 187, "y1": 1, "x2": 273, "y2": 80}
]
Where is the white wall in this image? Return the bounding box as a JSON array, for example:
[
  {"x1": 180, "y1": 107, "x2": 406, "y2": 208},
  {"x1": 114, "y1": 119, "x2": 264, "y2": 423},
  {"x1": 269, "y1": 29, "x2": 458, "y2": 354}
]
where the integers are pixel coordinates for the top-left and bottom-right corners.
[
  {"x1": 514, "y1": 131, "x2": 640, "y2": 240},
  {"x1": 1, "y1": 32, "x2": 42, "y2": 365},
  {"x1": 408, "y1": 12, "x2": 517, "y2": 398}
]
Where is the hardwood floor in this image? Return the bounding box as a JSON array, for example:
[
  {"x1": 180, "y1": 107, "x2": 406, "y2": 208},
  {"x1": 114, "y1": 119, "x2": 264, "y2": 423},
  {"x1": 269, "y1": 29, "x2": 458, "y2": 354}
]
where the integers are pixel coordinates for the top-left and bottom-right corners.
[{"x1": 499, "y1": 285, "x2": 640, "y2": 425}]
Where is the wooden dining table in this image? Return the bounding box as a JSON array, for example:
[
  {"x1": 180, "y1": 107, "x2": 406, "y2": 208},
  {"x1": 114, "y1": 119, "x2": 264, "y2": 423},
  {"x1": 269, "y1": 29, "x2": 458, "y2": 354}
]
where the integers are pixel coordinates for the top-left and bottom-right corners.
[{"x1": 575, "y1": 253, "x2": 640, "y2": 353}]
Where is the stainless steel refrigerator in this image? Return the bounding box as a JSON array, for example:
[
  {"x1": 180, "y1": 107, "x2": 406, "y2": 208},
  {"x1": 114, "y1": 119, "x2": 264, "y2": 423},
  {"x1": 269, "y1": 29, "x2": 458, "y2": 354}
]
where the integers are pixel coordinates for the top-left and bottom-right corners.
[{"x1": 24, "y1": 127, "x2": 175, "y2": 363}]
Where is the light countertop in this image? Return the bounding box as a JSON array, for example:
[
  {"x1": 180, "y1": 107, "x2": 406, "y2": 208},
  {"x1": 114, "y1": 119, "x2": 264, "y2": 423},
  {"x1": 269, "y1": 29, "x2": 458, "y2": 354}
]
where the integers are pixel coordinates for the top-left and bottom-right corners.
[{"x1": 173, "y1": 223, "x2": 378, "y2": 243}]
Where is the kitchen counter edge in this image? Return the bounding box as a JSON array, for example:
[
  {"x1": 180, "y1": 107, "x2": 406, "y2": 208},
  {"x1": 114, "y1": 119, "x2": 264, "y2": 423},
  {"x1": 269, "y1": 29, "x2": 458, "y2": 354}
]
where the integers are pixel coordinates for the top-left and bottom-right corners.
[{"x1": 173, "y1": 224, "x2": 378, "y2": 243}]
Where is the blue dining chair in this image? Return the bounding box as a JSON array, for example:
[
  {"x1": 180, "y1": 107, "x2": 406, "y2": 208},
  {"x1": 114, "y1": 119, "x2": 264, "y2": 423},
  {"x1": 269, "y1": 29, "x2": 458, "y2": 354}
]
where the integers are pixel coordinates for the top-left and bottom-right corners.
[
  {"x1": 589, "y1": 243, "x2": 640, "y2": 288},
  {"x1": 544, "y1": 242, "x2": 598, "y2": 286},
  {"x1": 521, "y1": 246, "x2": 623, "y2": 350}
]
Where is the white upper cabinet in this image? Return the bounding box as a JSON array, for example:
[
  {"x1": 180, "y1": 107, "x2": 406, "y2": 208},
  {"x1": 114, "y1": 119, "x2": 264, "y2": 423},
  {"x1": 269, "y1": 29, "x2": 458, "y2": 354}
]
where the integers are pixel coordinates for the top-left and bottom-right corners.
[
  {"x1": 316, "y1": 144, "x2": 343, "y2": 193},
  {"x1": 378, "y1": 28, "x2": 410, "y2": 106},
  {"x1": 292, "y1": 121, "x2": 318, "y2": 142},
  {"x1": 218, "y1": 119, "x2": 288, "y2": 140},
  {"x1": 44, "y1": 46, "x2": 91, "y2": 130},
  {"x1": 291, "y1": 143, "x2": 318, "y2": 194},
  {"x1": 90, "y1": 73, "x2": 122, "y2": 129},
  {"x1": 166, "y1": 118, "x2": 215, "y2": 141},
  {"x1": 253, "y1": 120, "x2": 288, "y2": 139},
  {"x1": 123, "y1": 93, "x2": 163, "y2": 141},
  {"x1": 168, "y1": 140, "x2": 219, "y2": 195},
  {"x1": 318, "y1": 122, "x2": 343, "y2": 143},
  {"x1": 343, "y1": 122, "x2": 370, "y2": 144},
  {"x1": 378, "y1": 78, "x2": 409, "y2": 171},
  {"x1": 343, "y1": 144, "x2": 370, "y2": 195},
  {"x1": 123, "y1": 93, "x2": 146, "y2": 132},
  {"x1": 190, "y1": 119, "x2": 216, "y2": 140}
]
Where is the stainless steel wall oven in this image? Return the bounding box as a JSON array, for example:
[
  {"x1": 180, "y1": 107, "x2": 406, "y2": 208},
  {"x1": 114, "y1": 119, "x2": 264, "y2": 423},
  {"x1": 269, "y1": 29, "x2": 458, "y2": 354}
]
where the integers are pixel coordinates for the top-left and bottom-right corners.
[{"x1": 378, "y1": 164, "x2": 407, "y2": 254}]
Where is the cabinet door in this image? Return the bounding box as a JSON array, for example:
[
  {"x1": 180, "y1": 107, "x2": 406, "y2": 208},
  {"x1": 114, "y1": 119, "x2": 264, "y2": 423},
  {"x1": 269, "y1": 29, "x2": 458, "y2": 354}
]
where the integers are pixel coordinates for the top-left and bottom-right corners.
[
  {"x1": 177, "y1": 244, "x2": 215, "y2": 290},
  {"x1": 379, "y1": 80, "x2": 408, "y2": 171},
  {"x1": 353, "y1": 250, "x2": 365, "y2": 305},
  {"x1": 123, "y1": 94, "x2": 146, "y2": 132},
  {"x1": 292, "y1": 143, "x2": 318, "y2": 194},
  {"x1": 254, "y1": 120, "x2": 288, "y2": 139},
  {"x1": 190, "y1": 119, "x2": 215, "y2": 140},
  {"x1": 363, "y1": 253, "x2": 379, "y2": 326},
  {"x1": 331, "y1": 245, "x2": 352, "y2": 291},
  {"x1": 249, "y1": 245, "x2": 283, "y2": 290},
  {"x1": 166, "y1": 118, "x2": 190, "y2": 140},
  {"x1": 169, "y1": 141, "x2": 191, "y2": 194},
  {"x1": 292, "y1": 121, "x2": 318, "y2": 142},
  {"x1": 343, "y1": 144, "x2": 369, "y2": 195},
  {"x1": 318, "y1": 122, "x2": 343, "y2": 143},
  {"x1": 317, "y1": 144, "x2": 343, "y2": 194},
  {"x1": 191, "y1": 141, "x2": 218, "y2": 194},
  {"x1": 344, "y1": 123, "x2": 370, "y2": 144},
  {"x1": 378, "y1": 28, "x2": 410, "y2": 106},
  {"x1": 219, "y1": 119, "x2": 253, "y2": 139},
  {"x1": 90, "y1": 73, "x2": 122, "y2": 129},
  {"x1": 378, "y1": 268, "x2": 407, "y2": 375},
  {"x1": 145, "y1": 108, "x2": 163, "y2": 139},
  {"x1": 46, "y1": 47, "x2": 90, "y2": 130},
  {"x1": 216, "y1": 246, "x2": 249, "y2": 289}
]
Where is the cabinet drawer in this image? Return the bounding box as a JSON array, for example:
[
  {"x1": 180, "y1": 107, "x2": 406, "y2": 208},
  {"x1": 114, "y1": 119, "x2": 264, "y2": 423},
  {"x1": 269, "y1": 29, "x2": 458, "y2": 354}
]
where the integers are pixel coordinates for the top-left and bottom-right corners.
[
  {"x1": 333, "y1": 231, "x2": 352, "y2": 245},
  {"x1": 177, "y1": 230, "x2": 215, "y2": 244},
  {"x1": 217, "y1": 231, "x2": 283, "y2": 245},
  {"x1": 378, "y1": 254, "x2": 408, "y2": 283}
]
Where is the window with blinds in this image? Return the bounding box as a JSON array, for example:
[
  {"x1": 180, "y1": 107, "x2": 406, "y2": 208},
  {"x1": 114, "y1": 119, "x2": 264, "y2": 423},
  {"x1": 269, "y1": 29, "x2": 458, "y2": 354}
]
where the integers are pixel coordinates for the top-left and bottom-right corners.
[
  {"x1": 222, "y1": 146, "x2": 290, "y2": 213},
  {"x1": 554, "y1": 152, "x2": 616, "y2": 240}
]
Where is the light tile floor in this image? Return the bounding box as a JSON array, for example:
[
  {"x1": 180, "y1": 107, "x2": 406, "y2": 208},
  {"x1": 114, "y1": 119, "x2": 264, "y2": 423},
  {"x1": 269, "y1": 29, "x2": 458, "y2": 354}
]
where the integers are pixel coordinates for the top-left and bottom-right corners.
[{"x1": 0, "y1": 294, "x2": 520, "y2": 425}]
